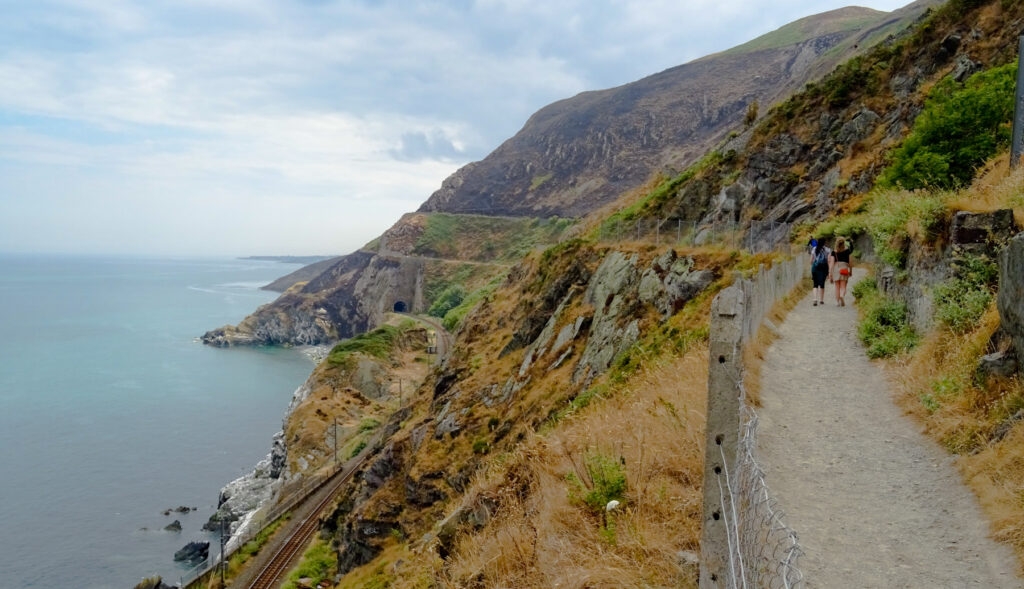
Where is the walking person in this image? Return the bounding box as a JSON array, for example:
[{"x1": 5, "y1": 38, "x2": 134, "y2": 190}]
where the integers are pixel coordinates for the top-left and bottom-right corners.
[
  {"x1": 809, "y1": 238, "x2": 831, "y2": 307},
  {"x1": 830, "y1": 237, "x2": 853, "y2": 306}
]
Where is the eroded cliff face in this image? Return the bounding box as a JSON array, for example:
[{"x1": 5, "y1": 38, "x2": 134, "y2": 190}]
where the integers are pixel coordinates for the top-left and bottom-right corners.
[
  {"x1": 311, "y1": 243, "x2": 723, "y2": 576},
  {"x1": 202, "y1": 250, "x2": 425, "y2": 347},
  {"x1": 417, "y1": 4, "x2": 937, "y2": 218},
  {"x1": 203, "y1": 6, "x2": 938, "y2": 350}
]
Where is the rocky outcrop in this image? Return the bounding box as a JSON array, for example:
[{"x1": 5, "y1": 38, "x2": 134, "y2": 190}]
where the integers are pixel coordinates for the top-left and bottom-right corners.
[
  {"x1": 203, "y1": 249, "x2": 425, "y2": 347},
  {"x1": 638, "y1": 251, "x2": 715, "y2": 317},
  {"x1": 132, "y1": 576, "x2": 176, "y2": 589},
  {"x1": 951, "y1": 209, "x2": 1018, "y2": 256},
  {"x1": 573, "y1": 252, "x2": 641, "y2": 383},
  {"x1": 417, "y1": 5, "x2": 934, "y2": 218},
  {"x1": 262, "y1": 256, "x2": 345, "y2": 292},
  {"x1": 998, "y1": 232, "x2": 1024, "y2": 365},
  {"x1": 173, "y1": 541, "x2": 209, "y2": 564},
  {"x1": 202, "y1": 451, "x2": 282, "y2": 534}
]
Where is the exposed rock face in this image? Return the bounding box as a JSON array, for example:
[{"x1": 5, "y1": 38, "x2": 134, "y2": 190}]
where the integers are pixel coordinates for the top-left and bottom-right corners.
[
  {"x1": 418, "y1": 6, "x2": 935, "y2": 218},
  {"x1": 202, "y1": 447, "x2": 285, "y2": 535},
  {"x1": 132, "y1": 576, "x2": 176, "y2": 589},
  {"x1": 951, "y1": 209, "x2": 1018, "y2": 256},
  {"x1": 202, "y1": 249, "x2": 424, "y2": 347},
  {"x1": 977, "y1": 350, "x2": 1018, "y2": 379},
  {"x1": 998, "y1": 233, "x2": 1024, "y2": 362},
  {"x1": 638, "y1": 251, "x2": 716, "y2": 317}
]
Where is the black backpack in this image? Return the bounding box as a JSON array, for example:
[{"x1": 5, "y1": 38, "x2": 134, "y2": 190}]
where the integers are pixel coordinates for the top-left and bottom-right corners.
[{"x1": 812, "y1": 247, "x2": 830, "y2": 269}]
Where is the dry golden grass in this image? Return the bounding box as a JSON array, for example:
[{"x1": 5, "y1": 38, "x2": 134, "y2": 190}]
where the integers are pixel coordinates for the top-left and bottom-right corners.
[
  {"x1": 393, "y1": 348, "x2": 710, "y2": 589},
  {"x1": 893, "y1": 304, "x2": 1024, "y2": 568},
  {"x1": 949, "y1": 153, "x2": 1024, "y2": 225}
]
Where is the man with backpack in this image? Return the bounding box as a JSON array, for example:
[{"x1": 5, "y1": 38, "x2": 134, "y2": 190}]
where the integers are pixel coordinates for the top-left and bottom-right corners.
[{"x1": 809, "y1": 238, "x2": 831, "y2": 306}]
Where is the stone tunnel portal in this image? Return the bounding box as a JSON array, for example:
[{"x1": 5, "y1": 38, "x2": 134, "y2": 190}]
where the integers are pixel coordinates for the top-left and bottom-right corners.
[{"x1": 393, "y1": 301, "x2": 407, "y2": 313}]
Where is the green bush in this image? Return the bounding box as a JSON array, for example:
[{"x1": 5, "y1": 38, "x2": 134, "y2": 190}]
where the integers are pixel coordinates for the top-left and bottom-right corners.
[
  {"x1": 567, "y1": 453, "x2": 627, "y2": 517},
  {"x1": 933, "y1": 255, "x2": 998, "y2": 333},
  {"x1": 358, "y1": 418, "x2": 381, "y2": 432},
  {"x1": 472, "y1": 438, "x2": 490, "y2": 454},
  {"x1": 427, "y1": 285, "x2": 466, "y2": 318},
  {"x1": 441, "y1": 275, "x2": 504, "y2": 330},
  {"x1": 327, "y1": 325, "x2": 402, "y2": 366},
  {"x1": 879, "y1": 61, "x2": 1017, "y2": 190},
  {"x1": 348, "y1": 440, "x2": 368, "y2": 459},
  {"x1": 854, "y1": 277, "x2": 918, "y2": 358},
  {"x1": 282, "y1": 541, "x2": 334, "y2": 589}
]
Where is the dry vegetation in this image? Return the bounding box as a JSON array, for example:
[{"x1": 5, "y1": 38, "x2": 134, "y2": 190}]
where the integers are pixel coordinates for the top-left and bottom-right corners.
[
  {"x1": 873, "y1": 160, "x2": 1024, "y2": 567},
  {"x1": 395, "y1": 348, "x2": 710, "y2": 589},
  {"x1": 285, "y1": 321, "x2": 431, "y2": 476},
  {"x1": 894, "y1": 306, "x2": 1024, "y2": 563}
]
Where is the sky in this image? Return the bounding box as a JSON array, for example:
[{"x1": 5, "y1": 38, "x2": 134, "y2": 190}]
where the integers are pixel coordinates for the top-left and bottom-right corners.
[{"x1": 0, "y1": 0, "x2": 915, "y2": 257}]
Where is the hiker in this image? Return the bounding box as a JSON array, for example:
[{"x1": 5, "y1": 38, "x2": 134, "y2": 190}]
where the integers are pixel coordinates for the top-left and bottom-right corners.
[
  {"x1": 830, "y1": 236, "x2": 853, "y2": 306},
  {"x1": 809, "y1": 238, "x2": 830, "y2": 306}
]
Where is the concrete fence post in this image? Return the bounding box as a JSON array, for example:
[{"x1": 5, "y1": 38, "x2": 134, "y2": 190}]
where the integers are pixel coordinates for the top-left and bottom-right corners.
[
  {"x1": 1012, "y1": 36, "x2": 1024, "y2": 169},
  {"x1": 699, "y1": 284, "x2": 746, "y2": 588}
]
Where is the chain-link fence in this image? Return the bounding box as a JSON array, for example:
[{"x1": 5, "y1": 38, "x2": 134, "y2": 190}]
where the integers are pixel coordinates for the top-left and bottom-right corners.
[
  {"x1": 594, "y1": 217, "x2": 792, "y2": 253},
  {"x1": 702, "y1": 256, "x2": 805, "y2": 589},
  {"x1": 715, "y1": 403, "x2": 803, "y2": 589}
]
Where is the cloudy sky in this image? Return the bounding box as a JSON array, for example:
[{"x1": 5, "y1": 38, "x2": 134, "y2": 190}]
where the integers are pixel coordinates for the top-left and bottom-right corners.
[{"x1": 0, "y1": 0, "x2": 913, "y2": 257}]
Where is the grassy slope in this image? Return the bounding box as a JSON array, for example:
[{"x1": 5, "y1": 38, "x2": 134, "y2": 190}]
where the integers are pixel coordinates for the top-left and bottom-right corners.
[
  {"x1": 397, "y1": 0, "x2": 1024, "y2": 583},
  {"x1": 282, "y1": 2, "x2": 1024, "y2": 586},
  {"x1": 721, "y1": 6, "x2": 885, "y2": 56}
]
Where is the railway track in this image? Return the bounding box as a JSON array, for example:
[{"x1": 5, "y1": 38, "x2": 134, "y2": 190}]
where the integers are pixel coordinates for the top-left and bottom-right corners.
[
  {"x1": 245, "y1": 443, "x2": 375, "y2": 589},
  {"x1": 242, "y1": 319, "x2": 447, "y2": 588}
]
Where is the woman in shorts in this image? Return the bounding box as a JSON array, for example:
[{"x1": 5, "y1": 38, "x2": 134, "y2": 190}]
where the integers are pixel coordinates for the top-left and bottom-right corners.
[{"x1": 830, "y1": 237, "x2": 853, "y2": 306}]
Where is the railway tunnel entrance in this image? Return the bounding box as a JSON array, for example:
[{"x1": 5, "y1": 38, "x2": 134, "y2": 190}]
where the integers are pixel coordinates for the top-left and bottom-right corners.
[{"x1": 393, "y1": 301, "x2": 407, "y2": 313}]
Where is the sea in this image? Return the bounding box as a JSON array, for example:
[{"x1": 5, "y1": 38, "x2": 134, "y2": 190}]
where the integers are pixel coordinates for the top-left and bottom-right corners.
[{"x1": 0, "y1": 254, "x2": 318, "y2": 589}]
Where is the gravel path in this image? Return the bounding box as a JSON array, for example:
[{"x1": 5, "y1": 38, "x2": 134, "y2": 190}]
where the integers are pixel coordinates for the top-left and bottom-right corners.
[{"x1": 756, "y1": 269, "x2": 1020, "y2": 589}]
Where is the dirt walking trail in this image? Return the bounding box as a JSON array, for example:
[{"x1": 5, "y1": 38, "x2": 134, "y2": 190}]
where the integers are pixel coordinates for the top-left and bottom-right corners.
[{"x1": 756, "y1": 269, "x2": 1020, "y2": 589}]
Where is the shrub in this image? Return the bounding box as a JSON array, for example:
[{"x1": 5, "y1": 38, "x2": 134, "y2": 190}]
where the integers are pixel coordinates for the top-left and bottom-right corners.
[
  {"x1": 879, "y1": 62, "x2": 1017, "y2": 190},
  {"x1": 282, "y1": 540, "x2": 334, "y2": 589},
  {"x1": 427, "y1": 285, "x2": 466, "y2": 318},
  {"x1": 472, "y1": 438, "x2": 490, "y2": 454},
  {"x1": 854, "y1": 277, "x2": 918, "y2": 358},
  {"x1": 327, "y1": 325, "x2": 401, "y2": 366},
  {"x1": 933, "y1": 255, "x2": 998, "y2": 333},
  {"x1": 358, "y1": 418, "x2": 381, "y2": 432},
  {"x1": 441, "y1": 274, "x2": 504, "y2": 330},
  {"x1": 567, "y1": 452, "x2": 628, "y2": 516},
  {"x1": 349, "y1": 440, "x2": 367, "y2": 459}
]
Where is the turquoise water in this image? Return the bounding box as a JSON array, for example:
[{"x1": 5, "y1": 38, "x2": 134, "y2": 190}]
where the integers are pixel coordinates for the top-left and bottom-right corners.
[{"x1": 0, "y1": 255, "x2": 316, "y2": 588}]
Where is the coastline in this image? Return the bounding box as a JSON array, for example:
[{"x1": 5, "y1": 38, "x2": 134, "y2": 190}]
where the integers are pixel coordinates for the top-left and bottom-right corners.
[{"x1": 200, "y1": 344, "x2": 329, "y2": 557}]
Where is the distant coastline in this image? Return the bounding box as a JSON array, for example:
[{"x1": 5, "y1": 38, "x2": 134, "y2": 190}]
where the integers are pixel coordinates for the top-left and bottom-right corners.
[{"x1": 240, "y1": 255, "x2": 336, "y2": 264}]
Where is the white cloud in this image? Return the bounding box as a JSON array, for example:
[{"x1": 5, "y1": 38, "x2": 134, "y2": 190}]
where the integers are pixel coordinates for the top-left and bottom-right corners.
[{"x1": 0, "y1": 0, "x2": 919, "y2": 256}]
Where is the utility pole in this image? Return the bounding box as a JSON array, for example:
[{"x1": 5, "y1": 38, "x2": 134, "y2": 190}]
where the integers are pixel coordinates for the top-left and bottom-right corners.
[
  {"x1": 334, "y1": 416, "x2": 338, "y2": 463},
  {"x1": 219, "y1": 518, "x2": 227, "y2": 586},
  {"x1": 1012, "y1": 36, "x2": 1024, "y2": 168}
]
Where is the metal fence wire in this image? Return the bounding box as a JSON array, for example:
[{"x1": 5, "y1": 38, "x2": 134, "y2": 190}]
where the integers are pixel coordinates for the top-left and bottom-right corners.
[{"x1": 716, "y1": 402, "x2": 804, "y2": 589}]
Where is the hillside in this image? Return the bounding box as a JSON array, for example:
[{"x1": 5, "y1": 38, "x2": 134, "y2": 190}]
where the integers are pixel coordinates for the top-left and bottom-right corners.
[
  {"x1": 416, "y1": 1, "x2": 939, "y2": 218},
  {"x1": 179, "y1": 1, "x2": 1024, "y2": 588},
  {"x1": 241, "y1": 1, "x2": 1024, "y2": 588},
  {"x1": 203, "y1": 1, "x2": 936, "y2": 348}
]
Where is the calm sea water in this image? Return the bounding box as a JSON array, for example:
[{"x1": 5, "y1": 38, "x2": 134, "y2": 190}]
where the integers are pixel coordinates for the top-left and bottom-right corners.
[{"x1": 0, "y1": 255, "x2": 316, "y2": 589}]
